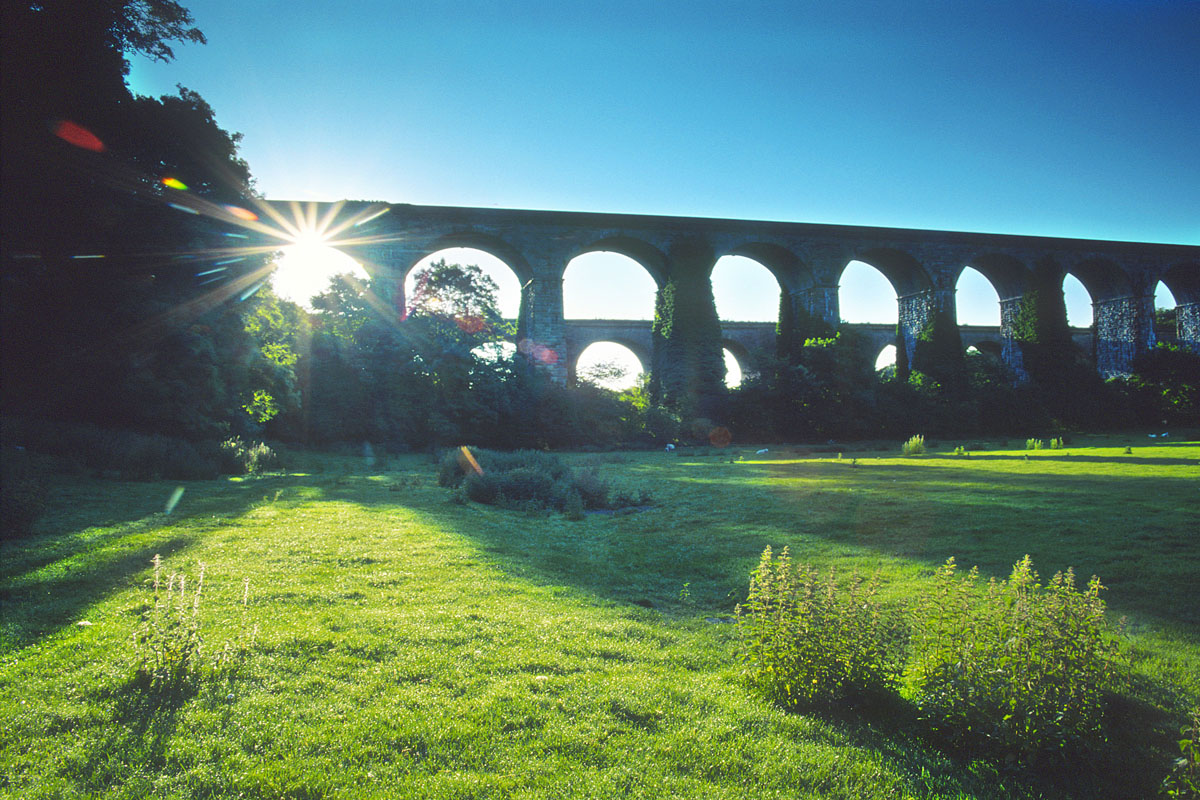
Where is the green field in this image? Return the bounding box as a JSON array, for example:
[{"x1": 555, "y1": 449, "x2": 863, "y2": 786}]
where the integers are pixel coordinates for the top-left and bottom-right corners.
[{"x1": 2, "y1": 437, "x2": 1198, "y2": 799}]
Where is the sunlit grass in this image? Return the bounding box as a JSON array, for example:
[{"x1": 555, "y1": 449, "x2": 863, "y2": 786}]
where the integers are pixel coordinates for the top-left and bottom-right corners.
[{"x1": 1, "y1": 437, "x2": 1196, "y2": 798}]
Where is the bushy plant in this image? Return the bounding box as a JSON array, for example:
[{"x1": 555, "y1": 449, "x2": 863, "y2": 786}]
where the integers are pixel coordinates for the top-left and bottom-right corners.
[
  {"x1": 901, "y1": 434, "x2": 926, "y2": 456},
  {"x1": 132, "y1": 555, "x2": 204, "y2": 697},
  {"x1": 8, "y1": 418, "x2": 219, "y2": 479},
  {"x1": 1162, "y1": 706, "x2": 1199, "y2": 798},
  {"x1": 1050, "y1": 437, "x2": 1064, "y2": 450},
  {"x1": 1026, "y1": 437, "x2": 1045, "y2": 450},
  {"x1": 737, "y1": 546, "x2": 906, "y2": 709},
  {"x1": 909, "y1": 556, "x2": 1121, "y2": 760},
  {"x1": 438, "y1": 447, "x2": 644, "y2": 514},
  {"x1": 131, "y1": 556, "x2": 258, "y2": 698},
  {"x1": 217, "y1": 436, "x2": 279, "y2": 475}
]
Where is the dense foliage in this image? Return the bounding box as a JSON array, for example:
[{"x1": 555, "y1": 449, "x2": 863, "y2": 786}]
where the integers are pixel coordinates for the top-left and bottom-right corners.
[
  {"x1": 2, "y1": 0, "x2": 287, "y2": 441},
  {"x1": 910, "y1": 557, "x2": 1121, "y2": 761},
  {"x1": 436, "y1": 446, "x2": 650, "y2": 516},
  {"x1": 739, "y1": 549, "x2": 1124, "y2": 765},
  {"x1": 737, "y1": 546, "x2": 905, "y2": 708}
]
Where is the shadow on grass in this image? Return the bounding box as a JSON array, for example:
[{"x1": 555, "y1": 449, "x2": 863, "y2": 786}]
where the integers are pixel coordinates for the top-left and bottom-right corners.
[
  {"x1": 0, "y1": 534, "x2": 196, "y2": 652},
  {"x1": 74, "y1": 673, "x2": 200, "y2": 794},
  {"x1": 0, "y1": 474, "x2": 301, "y2": 652},
  {"x1": 934, "y1": 453, "x2": 1199, "y2": 466},
  {"x1": 809, "y1": 691, "x2": 1178, "y2": 800}
]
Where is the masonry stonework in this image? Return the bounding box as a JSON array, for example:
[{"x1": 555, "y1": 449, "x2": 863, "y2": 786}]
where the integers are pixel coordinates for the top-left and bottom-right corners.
[
  {"x1": 280, "y1": 202, "x2": 1198, "y2": 401},
  {"x1": 1095, "y1": 294, "x2": 1156, "y2": 377}
]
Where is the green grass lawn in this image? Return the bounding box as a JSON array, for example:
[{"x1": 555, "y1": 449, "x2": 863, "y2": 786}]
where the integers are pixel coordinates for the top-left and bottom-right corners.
[{"x1": 2, "y1": 435, "x2": 1198, "y2": 799}]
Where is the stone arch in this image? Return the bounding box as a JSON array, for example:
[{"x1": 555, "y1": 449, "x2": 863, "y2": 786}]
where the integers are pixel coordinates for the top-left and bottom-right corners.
[
  {"x1": 1062, "y1": 273, "x2": 1095, "y2": 328},
  {"x1": 710, "y1": 255, "x2": 783, "y2": 322},
  {"x1": 958, "y1": 253, "x2": 1031, "y2": 301},
  {"x1": 720, "y1": 242, "x2": 812, "y2": 294},
  {"x1": 572, "y1": 340, "x2": 648, "y2": 389},
  {"x1": 1155, "y1": 262, "x2": 1200, "y2": 350},
  {"x1": 404, "y1": 245, "x2": 524, "y2": 320},
  {"x1": 720, "y1": 338, "x2": 748, "y2": 381},
  {"x1": 838, "y1": 260, "x2": 900, "y2": 323},
  {"x1": 953, "y1": 266, "x2": 1003, "y2": 326},
  {"x1": 966, "y1": 340, "x2": 1003, "y2": 357},
  {"x1": 570, "y1": 237, "x2": 667, "y2": 287},
  {"x1": 563, "y1": 249, "x2": 660, "y2": 320},
  {"x1": 723, "y1": 349, "x2": 744, "y2": 388},
  {"x1": 1065, "y1": 257, "x2": 1132, "y2": 304},
  {"x1": 1159, "y1": 261, "x2": 1200, "y2": 306},
  {"x1": 405, "y1": 232, "x2": 532, "y2": 284},
  {"x1": 875, "y1": 343, "x2": 898, "y2": 371},
  {"x1": 852, "y1": 247, "x2": 933, "y2": 297}
]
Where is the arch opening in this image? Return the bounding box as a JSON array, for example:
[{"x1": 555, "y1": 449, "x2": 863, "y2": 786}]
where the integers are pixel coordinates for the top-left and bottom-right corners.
[
  {"x1": 723, "y1": 348, "x2": 745, "y2": 388},
  {"x1": 1155, "y1": 280, "x2": 1177, "y2": 310},
  {"x1": 564, "y1": 252, "x2": 658, "y2": 320},
  {"x1": 575, "y1": 342, "x2": 644, "y2": 391},
  {"x1": 1063, "y1": 273, "x2": 1094, "y2": 328},
  {"x1": 875, "y1": 343, "x2": 897, "y2": 372},
  {"x1": 273, "y1": 242, "x2": 368, "y2": 309},
  {"x1": 405, "y1": 248, "x2": 522, "y2": 320},
  {"x1": 1155, "y1": 280, "x2": 1179, "y2": 335},
  {"x1": 955, "y1": 266, "x2": 1002, "y2": 326},
  {"x1": 839, "y1": 261, "x2": 899, "y2": 324},
  {"x1": 711, "y1": 255, "x2": 781, "y2": 322}
]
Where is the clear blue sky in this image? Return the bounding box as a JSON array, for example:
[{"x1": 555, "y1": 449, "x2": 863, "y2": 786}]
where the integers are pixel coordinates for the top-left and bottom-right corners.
[{"x1": 129, "y1": 0, "x2": 1198, "y2": 376}]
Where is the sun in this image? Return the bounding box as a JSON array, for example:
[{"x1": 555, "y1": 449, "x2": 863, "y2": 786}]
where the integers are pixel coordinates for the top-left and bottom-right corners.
[{"x1": 273, "y1": 231, "x2": 368, "y2": 308}]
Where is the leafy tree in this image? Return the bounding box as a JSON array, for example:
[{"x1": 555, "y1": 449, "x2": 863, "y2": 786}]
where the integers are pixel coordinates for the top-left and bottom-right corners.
[
  {"x1": 1111, "y1": 343, "x2": 1200, "y2": 426},
  {"x1": 1, "y1": 0, "x2": 289, "y2": 440}
]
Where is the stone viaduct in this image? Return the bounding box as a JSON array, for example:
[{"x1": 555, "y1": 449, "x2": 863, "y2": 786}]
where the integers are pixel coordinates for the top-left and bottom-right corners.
[
  {"x1": 558, "y1": 320, "x2": 1098, "y2": 384},
  {"x1": 285, "y1": 201, "x2": 1199, "y2": 385}
]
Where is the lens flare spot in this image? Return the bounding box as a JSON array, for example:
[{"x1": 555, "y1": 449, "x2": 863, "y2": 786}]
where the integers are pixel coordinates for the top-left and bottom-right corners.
[
  {"x1": 239, "y1": 280, "x2": 266, "y2": 302},
  {"x1": 457, "y1": 446, "x2": 484, "y2": 476},
  {"x1": 456, "y1": 315, "x2": 486, "y2": 334},
  {"x1": 53, "y1": 120, "x2": 105, "y2": 152},
  {"x1": 71, "y1": 254, "x2": 105, "y2": 260},
  {"x1": 708, "y1": 427, "x2": 733, "y2": 448},
  {"x1": 165, "y1": 486, "x2": 185, "y2": 514},
  {"x1": 167, "y1": 202, "x2": 199, "y2": 215},
  {"x1": 162, "y1": 177, "x2": 189, "y2": 190},
  {"x1": 517, "y1": 339, "x2": 559, "y2": 363},
  {"x1": 225, "y1": 204, "x2": 258, "y2": 221}
]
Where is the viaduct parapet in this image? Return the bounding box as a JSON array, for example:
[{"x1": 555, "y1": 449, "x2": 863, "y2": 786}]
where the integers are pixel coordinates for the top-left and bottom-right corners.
[{"x1": 274, "y1": 201, "x2": 1199, "y2": 386}]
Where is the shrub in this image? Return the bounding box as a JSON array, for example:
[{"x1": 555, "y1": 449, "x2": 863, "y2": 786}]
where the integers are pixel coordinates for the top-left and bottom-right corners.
[
  {"x1": 737, "y1": 546, "x2": 906, "y2": 709},
  {"x1": 7, "y1": 418, "x2": 219, "y2": 480},
  {"x1": 218, "y1": 437, "x2": 279, "y2": 475},
  {"x1": 131, "y1": 556, "x2": 258, "y2": 699},
  {"x1": 132, "y1": 555, "x2": 204, "y2": 698},
  {"x1": 1026, "y1": 438, "x2": 1045, "y2": 450},
  {"x1": 1050, "y1": 437, "x2": 1064, "y2": 450},
  {"x1": 440, "y1": 447, "x2": 642, "y2": 514},
  {"x1": 901, "y1": 434, "x2": 926, "y2": 456},
  {"x1": 1162, "y1": 706, "x2": 1199, "y2": 798},
  {"x1": 953, "y1": 445, "x2": 967, "y2": 456},
  {"x1": 909, "y1": 556, "x2": 1121, "y2": 760},
  {"x1": 572, "y1": 468, "x2": 609, "y2": 509}
]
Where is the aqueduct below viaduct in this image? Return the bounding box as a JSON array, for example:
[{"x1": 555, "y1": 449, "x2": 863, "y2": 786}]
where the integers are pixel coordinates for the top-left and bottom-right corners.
[{"x1": 283, "y1": 201, "x2": 1199, "y2": 386}]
